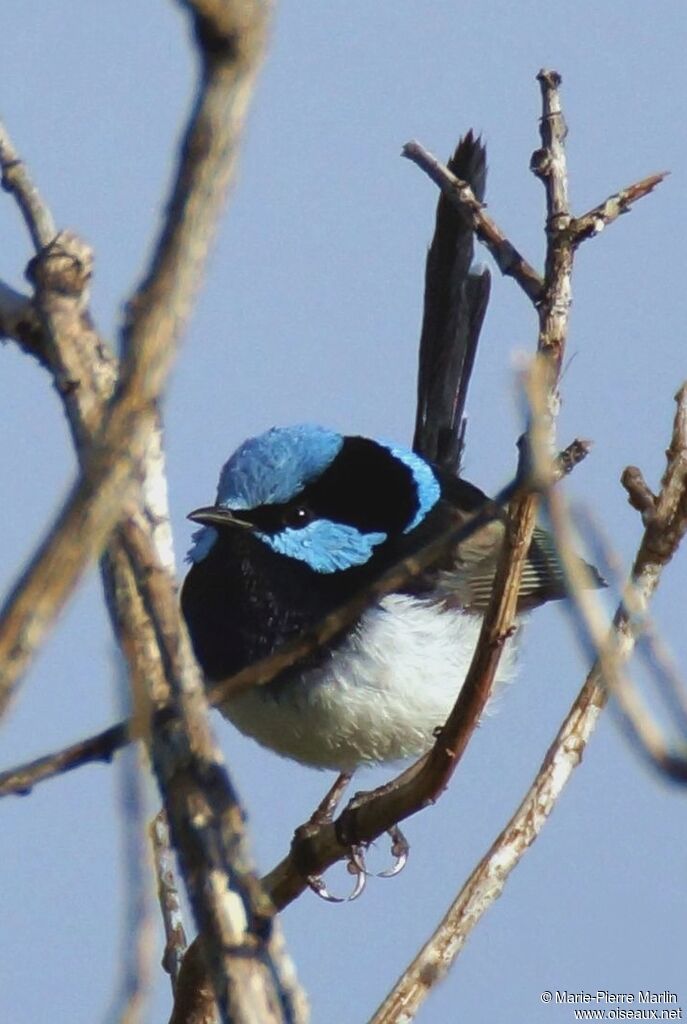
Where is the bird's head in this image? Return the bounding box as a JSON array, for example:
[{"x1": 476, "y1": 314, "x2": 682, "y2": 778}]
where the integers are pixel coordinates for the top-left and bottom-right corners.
[{"x1": 186, "y1": 424, "x2": 441, "y2": 574}]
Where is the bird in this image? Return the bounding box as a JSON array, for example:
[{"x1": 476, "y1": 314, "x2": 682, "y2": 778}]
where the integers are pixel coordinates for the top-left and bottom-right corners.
[
  {"x1": 181, "y1": 424, "x2": 604, "y2": 774},
  {"x1": 179, "y1": 132, "x2": 603, "y2": 896}
]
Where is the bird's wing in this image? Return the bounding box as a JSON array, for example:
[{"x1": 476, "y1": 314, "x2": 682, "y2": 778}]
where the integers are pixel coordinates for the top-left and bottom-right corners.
[{"x1": 437, "y1": 520, "x2": 606, "y2": 612}]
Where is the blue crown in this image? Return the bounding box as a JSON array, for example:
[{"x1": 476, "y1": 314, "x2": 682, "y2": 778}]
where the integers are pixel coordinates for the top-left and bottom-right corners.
[{"x1": 216, "y1": 424, "x2": 343, "y2": 509}]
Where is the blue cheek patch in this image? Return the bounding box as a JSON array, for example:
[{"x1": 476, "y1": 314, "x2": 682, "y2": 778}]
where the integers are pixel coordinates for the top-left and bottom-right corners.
[
  {"x1": 384, "y1": 445, "x2": 441, "y2": 531},
  {"x1": 258, "y1": 520, "x2": 387, "y2": 573}
]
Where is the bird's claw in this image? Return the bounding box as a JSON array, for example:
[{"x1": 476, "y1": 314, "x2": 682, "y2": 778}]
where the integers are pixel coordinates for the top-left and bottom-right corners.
[
  {"x1": 348, "y1": 826, "x2": 410, "y2": 879},
  {"x1": 377, "y1": 825, "x2": 409, "y2": 878},
  {"x1": 306, "y1": 847, "x2": 367, "y2": 903}
]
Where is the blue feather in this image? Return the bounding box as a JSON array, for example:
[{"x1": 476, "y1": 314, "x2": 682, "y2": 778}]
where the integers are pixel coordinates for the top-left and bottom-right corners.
[
  {"x1": 383, "y1": 444, "x2": 441, "y2": 530},
  {"x1": 216, "y1": 424, "x2": 343, "y2": 509},
  {"x1": 258, "y1": 520, "x2": 387, "y2": 573}
]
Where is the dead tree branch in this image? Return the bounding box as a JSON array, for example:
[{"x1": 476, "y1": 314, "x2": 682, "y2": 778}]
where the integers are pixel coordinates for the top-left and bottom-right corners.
[
  {"x1": 1, "y1": 2, "x2": 310, "y2": 1022},
  {"x1": 368, "y1": 382, "x2": 687, "y2": 1024},
  {"x1": 0, "y1": 121, "x2": 56, "y2": 249},
  {"x1": 402, "y1": 140, "x2": 544, "y2": 303},
  {"x1": 151, "y1": 813, "x2": 189, "y2": 994}
]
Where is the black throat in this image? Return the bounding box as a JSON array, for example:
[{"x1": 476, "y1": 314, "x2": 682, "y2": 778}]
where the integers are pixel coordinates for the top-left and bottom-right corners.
[
  {"x1": 181, "y1": 526, "x2": 381, "y2": 682},
  {"x1": 181, "y1": 474, "x2": 483, "y2": 683}
]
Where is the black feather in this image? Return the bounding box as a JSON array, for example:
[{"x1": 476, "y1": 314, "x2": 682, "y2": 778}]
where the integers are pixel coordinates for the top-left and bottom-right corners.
[{"x1": 413, "y1": 130, "x2": 491, "y2": 475}]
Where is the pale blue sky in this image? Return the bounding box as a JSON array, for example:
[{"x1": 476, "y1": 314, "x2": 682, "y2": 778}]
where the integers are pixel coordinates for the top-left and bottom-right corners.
[{"x1": 2, "y1": 3, "x2": 686, "y2": 1022}]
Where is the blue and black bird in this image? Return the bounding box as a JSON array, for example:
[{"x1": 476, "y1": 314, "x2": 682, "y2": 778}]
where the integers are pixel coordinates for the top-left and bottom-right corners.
[
  {"x1": 181, "y1": 425, "x2": 601, "y2": 772},
  {"x1": 181, "y1": 134, "x2": 602, "y2": 779}
]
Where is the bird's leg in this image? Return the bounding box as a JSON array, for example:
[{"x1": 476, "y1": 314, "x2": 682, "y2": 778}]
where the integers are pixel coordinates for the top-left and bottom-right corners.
[
  {"x1": 296, "y1": 772, "x2": 368, "y2": 903},
  {"x1": 308, "y1": 770, "x2": 352, "y2": 826}
]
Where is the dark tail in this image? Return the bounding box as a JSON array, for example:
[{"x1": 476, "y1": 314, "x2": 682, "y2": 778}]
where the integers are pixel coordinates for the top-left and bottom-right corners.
[{"x1": 413, "y1": 130, "x2": 491, "y2": 476}]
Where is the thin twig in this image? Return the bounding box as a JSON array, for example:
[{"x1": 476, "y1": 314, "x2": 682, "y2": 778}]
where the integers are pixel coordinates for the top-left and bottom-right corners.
[
  {"x1": 0, "y1": 721, "x2": 128, "y2": 797},
  {"x1": 151, "y1": 812, "x2": 188, "y2": 993},
  {"x1": 105, "y1": 744, "x2": 156, "y2": 1024},
  {"x1": 403, "y1": 140, "x2": 544, "y2": 303},
  {"x1": 571, "y1": 172, "x2": 668, "y2": 244},
  {"x1": 0, "y1": 121, "x2": 56, "y2": 249}
]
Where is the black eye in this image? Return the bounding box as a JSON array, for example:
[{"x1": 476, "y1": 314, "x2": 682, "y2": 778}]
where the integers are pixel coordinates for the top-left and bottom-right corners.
[{"x1": 284, "y1": 504, "x2": 312, "y2": 529}]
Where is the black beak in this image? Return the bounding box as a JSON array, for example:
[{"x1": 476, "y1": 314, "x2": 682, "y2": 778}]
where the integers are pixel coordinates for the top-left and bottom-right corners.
[{"x1": 187, "y1": 506, "x2": 253, "y2": 529}]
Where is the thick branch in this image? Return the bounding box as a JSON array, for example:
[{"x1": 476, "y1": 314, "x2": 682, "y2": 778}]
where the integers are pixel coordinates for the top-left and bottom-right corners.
[
  {"x1": 0, "y1": 2, "x2": 266, "y2": 717},
  {"x1": 0, "y1": 3, "x2": 309, "y2": 1022}
]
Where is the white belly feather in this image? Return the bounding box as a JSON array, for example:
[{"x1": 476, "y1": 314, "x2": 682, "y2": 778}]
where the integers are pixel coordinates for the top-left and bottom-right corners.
[{"x1": 222, "y1": 594, "x2": 518, "y2": 771}]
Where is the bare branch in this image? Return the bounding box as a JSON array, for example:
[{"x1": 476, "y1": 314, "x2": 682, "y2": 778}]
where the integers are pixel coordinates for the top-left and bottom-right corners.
[
  {"x1": 106, "y1": 745, "x2": 156, "y2": 1024},
  {"x1": 621, "y1": 466, "x2": 657, "y2": 521},
  {"x1": 0, "y1": 721, "x2": 128, "y2": 797},
  {"x1": 0, "y1": 121, "x2": 56, "y2": 249},
  {"x1": 151, "y1": 812, "x2": 189, "y2": 994},
  {"x1": 1, "y1": 3, "x2": 311, "y2": 1021},
  {"x1": 0, "y1": 281, "x2": 46, "y2": 366},
  {"x1": 402, "y1": 140, "x2": 544, "y2": 303},
  {"x1": 0, "y1": 0, "x2": 270, "y2": 719},
  {"x1": 368, "y1": 380, "x2": 687, "y2": 1024},
  {"x1": 571, "y1": 172, "x2": 668, "y2": 244},
  {"x1": 169, "y1": 941, "x2": 221, "y2": 1024}
]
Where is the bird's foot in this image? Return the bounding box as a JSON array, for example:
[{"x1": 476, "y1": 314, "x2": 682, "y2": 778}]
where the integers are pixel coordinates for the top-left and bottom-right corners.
[
  {"x1": 349, "y1": 824, "x2": 409, "y2": 879},
  {"x1": 306, "y1": 847, "x2": 367, "y2": 903},
  {"x1": 378, "y1": 824, "x2": 410, "y2": 878},
  {"x1": 300, "y1": 774, "x2": 409, "y2": 902}
]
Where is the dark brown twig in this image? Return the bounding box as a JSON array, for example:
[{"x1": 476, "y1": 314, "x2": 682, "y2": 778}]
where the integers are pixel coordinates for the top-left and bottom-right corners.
[
  {"x1": 402, "y1": 140, "x2": 544, "y2": 303},
  {"x1": 0, "y1": 721, "x2": 127, "y2": 797}
]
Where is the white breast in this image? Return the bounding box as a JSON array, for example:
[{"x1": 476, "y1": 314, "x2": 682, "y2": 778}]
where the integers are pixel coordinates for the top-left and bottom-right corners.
[{"x1": 221, "y1": 594, "x2": 518, "y2": 771}]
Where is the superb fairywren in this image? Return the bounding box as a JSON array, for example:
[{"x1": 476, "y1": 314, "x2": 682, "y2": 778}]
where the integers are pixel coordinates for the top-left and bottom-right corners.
[{"x1": 181, "y1": 424, "x2": 602, "y2": 772}]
